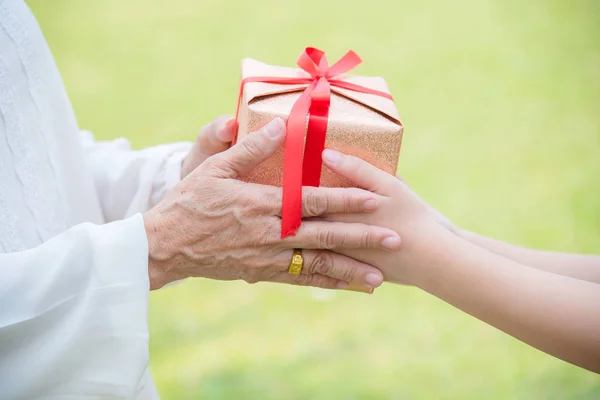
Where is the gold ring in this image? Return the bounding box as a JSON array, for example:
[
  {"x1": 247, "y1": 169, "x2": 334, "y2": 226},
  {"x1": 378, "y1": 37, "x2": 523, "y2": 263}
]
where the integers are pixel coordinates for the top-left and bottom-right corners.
[{"x1": 288, "y1": 249, "x2": 304, "y2": 275}]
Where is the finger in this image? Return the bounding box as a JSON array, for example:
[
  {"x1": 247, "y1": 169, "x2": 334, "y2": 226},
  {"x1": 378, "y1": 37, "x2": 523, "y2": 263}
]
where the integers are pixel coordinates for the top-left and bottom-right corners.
[
  {"x1": 206, "y1": 117, "x2": 286, "y2": 179},
  {"x1": 261, "y1": 186, "x2": 380, "y2": 217},
  {"x1": 275, "y1": 249, "x2": 383, "y2": 289},
  {"x1": 194, "y1": 115, "x2": 235, "y2": 161},
  {"x1": 322, "y1": 149, "x2": 397, "y2": 196},
  {"x1": 300, "y1": 187, "x2": 381, "y2": 217},
  {"x1": 269, "y1": 272, "x2": 341, "y2": 290},
  {"x1": 283, "y1": 221, "x2": 401, "y2": 251}
]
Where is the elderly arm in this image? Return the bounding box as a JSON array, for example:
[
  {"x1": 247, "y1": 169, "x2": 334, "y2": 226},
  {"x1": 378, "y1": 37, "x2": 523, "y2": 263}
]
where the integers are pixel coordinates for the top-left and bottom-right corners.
[
  {"x1": 80, "y1": 130, "x2": 191, "y2": 222},
  {"x1": 81, "y1": 115, "x2": 236, "y2": 222},
  {"x1": 0, "y1": 215, "x2": 154, "y2": 399}
]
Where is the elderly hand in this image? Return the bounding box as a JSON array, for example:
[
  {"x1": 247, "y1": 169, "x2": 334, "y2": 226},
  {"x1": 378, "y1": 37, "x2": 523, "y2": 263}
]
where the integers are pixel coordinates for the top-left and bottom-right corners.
[
  {"x1": 181, "y1": 115, "x2": 237, "y2": 178},
  {"x1": 144, "y1": 118, "x2": 401, "y2": 291}
]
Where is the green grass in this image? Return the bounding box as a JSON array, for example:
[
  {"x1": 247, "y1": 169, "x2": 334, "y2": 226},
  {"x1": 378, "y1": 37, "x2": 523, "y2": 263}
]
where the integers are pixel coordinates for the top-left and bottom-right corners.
[{"x1": 31, "y1": 0, "x2": 600, "y2": 398}]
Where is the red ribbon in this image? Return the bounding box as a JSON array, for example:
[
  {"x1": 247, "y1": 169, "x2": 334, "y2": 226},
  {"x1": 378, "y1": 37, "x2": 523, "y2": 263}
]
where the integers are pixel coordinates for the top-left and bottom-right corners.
[{"x1": 235, "y1": 48, "x2": 393, "y2": 238}]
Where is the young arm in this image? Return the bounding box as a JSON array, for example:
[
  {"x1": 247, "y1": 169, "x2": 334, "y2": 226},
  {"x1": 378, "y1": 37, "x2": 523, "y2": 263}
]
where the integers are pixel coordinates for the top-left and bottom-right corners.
[
  {"x1": 400, "y1": 177, "x2": 600, "y2": 284},
  {"x1": 421, "y1": 230, "x2": 600, "y2": 374},
  {"x1": 456, "y1": 229, "x2": 600, "y2": 284},
  {"x1": 321, "y1": 150, "x2": 600, "y2": 374}
]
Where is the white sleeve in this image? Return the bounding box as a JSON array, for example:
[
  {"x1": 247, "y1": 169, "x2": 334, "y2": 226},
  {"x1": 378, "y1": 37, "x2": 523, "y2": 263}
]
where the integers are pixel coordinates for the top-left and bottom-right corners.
[
  {"x1": 0, "y1": 214, "x2": 154, "y2": 399},
  {"x1": 80, "y1": 130, "x2": 193, "y2": 222}
]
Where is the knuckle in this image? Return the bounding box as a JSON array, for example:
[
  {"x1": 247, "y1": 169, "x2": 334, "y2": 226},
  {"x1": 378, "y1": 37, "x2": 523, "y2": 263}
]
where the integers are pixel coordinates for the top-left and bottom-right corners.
[
  {"x1": 202, "y1": 154, "x2": 231, "y2": 176},
  {"x1": 241, "y1": 137, "x2": 263, "y2": 160},
  {"x1": 250, "y1": 189, "x2": 280, "y2": 218},
  {"x1": 295, "y1": 273, "x2": 319, "y2": 287},
  {"x1": 344, "y1": 193, "x2": 359, "y2": 213},
  {"x1": 309, "y1": 252, "x2": 334, "y2": 275},
  {"x1": 241, "y1": 269, "x2": 261, "y2": 284},
  {"x1": 339, "y1": 262, "x2": 357, "y2": 282},
  {"x1": 304, "y1": 190, "x2": 326, "y2": 216},
  {"x1": 293, "y1": 273, "x2": 310, "y2": 286},
  {"x1": 263, "y1": 189, "x2": 281, "y2": 212},
  {"x1": 316, "y1": 227, "x2": 337, "y2": 249},
  {"x1": 334, "y1": 188, "x2": 365, "y2": 214},
  {"x1": 360, "y1": 229, "x2": 374, "y2": 248},
  {"x1": 351, "y1": 188, "x2": 371, "y2": 211},
  {"x1": 311, "y1": 275, "x2": 336, "y2": 289},
  {"x1": 256, "y1": 225, "x2": 279, "y2": 246}
]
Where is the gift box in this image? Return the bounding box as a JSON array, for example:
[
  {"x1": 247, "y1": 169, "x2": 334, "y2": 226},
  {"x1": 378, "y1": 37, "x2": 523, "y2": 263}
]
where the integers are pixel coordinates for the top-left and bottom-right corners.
[{"x1": 233, "y1": 48, "x2": 403, "y2": 237}]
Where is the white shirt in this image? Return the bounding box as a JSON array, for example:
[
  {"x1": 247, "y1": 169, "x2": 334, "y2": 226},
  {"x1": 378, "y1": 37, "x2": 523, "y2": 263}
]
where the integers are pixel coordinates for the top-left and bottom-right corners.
[{"x1": 0, "y1": 0, "x2": 192, "y2": 398}]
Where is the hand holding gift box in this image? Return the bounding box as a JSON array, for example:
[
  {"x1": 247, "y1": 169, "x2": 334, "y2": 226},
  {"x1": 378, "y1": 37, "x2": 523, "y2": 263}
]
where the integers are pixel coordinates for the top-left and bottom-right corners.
[{"x1": 234, "y1": 47, "x2": 403, "y2": 237}]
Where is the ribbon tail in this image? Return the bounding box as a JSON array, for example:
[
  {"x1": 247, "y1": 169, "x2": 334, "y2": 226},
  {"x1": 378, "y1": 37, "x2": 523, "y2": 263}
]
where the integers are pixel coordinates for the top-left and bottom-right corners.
[
  {"x1": 281, "y1": 84, "x2": 315, "y2": 238},
  {"x1": 302, "y1": 78, "x2": 331, "y2": 187}
]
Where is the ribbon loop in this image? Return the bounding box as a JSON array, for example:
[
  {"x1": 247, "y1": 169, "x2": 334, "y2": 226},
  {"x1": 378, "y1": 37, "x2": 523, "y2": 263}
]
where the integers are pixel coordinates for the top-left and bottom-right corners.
[
  {"x1": 235, "y1": 47, "x2": 390, "y2": 237},
  {"x1": 326, "y1": 50, "x2": 362, "y2": 78},
  {"x1": 298, "y1": 48, "x2": 325, "y2": 78}
]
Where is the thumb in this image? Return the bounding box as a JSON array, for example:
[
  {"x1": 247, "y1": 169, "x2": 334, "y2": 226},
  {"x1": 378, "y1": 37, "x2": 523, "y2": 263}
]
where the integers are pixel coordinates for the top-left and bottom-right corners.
[{"x1": 208, "y1": 117, "x2": 286, "y2": 178}]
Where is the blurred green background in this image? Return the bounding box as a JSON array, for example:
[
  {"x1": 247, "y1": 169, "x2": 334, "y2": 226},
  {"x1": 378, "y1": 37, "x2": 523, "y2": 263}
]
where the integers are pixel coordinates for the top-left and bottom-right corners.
[{"x1": 31, "y1": 0, "x2": 600, "y2": 398}]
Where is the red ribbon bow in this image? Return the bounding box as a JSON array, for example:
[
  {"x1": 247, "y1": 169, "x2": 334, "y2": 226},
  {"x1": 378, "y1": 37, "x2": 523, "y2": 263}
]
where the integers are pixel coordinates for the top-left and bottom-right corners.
[{"x1": 235, "y1": 48, "x2": 393, "y2": 238}]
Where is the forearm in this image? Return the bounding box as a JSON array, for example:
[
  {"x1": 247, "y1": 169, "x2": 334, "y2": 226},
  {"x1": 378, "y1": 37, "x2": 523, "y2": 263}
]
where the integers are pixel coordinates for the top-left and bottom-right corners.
[
  {"x1": 458, "y1": 230, "x2": 600, "y2": 284},
  {"x1": 416, "y1": 231, "x2": 600, "y2": 373},
  {"x1": 321, "y1": 151, "x2": 600, "y2": 371},
  {"x1": 80, "y1": 130, "x2": 191, "y2": 221},
  {"x1": 0, "y1": 216, "x2": 151, "y2": 398}
]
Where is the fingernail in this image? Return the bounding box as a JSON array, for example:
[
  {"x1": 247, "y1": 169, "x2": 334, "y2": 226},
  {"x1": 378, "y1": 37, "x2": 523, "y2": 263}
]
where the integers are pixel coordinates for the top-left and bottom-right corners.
[
  {"x1": 363, "y1": 199, "x2": 378, "y2": 211},
  {"x1": 344, "y1": 282, "x2": 375, "y2": 294},
  {"x1": 337, "y1": 281, "x2": 348, "y2": 289},
  {"x1": 322, "y1": 149, "x2": 341, "y2": 163},
  {"x1": 263, "y1": 118, "x2": 284, "y2": 138},
  {"x1": 365, "y1": 273, "x2": 383, "y2": 287},
  {"x1": 382, "y1": 236, "x2": 401, "y2": 250}
]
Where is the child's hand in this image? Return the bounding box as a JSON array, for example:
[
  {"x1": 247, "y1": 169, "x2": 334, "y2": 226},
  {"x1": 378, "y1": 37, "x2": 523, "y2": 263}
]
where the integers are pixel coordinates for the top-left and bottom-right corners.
[
  {"x1": 395, "y1": 175, "x2": 458, "y2": 234},
  {"x1": 321, "y1": 150, "x2": 453, "y2": 286}
]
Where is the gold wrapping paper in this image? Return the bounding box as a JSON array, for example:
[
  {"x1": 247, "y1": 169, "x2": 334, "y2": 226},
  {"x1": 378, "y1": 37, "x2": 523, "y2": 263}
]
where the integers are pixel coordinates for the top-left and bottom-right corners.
[{"x1": 236, "y1": 58, "x2": 403, "y2": 187}]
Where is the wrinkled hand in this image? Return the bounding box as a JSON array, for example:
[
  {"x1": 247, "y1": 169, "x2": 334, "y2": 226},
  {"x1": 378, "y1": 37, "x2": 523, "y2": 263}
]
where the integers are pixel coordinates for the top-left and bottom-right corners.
[
  {"x1": 319, "y1": 150, "x2": 449, "y2": 286},
  {"x1": 181, "y1": 115, "x2": 237, "y2": 178},
  {"x1": 144, "y1": 119, "x2": 401, "y2": 291}
]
